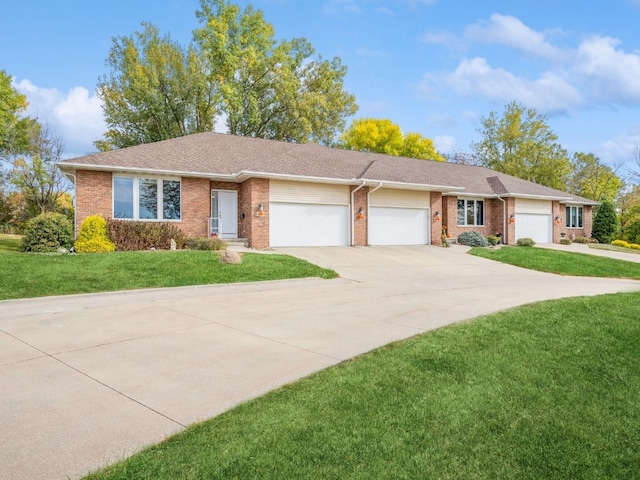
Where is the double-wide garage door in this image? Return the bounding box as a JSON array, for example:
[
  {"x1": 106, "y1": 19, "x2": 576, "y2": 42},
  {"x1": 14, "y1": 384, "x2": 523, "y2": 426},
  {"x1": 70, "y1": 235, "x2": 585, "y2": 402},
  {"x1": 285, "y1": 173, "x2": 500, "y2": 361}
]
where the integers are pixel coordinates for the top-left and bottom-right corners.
[
  {"x1": 269, "y1": 181, "x2": 350, "y2": 247},
  {"x1": 369, "y1": 189, "x2": 430, "y2": 245}
]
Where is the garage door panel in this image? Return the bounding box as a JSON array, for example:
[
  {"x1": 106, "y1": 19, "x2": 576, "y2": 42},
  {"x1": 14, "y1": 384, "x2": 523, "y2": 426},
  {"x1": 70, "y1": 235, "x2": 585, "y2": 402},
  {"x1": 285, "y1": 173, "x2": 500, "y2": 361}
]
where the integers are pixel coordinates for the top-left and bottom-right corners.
[
  {"x1": 515, "y1": 213, "x2": 551, "y2": 243},
  {"x1": 270, "y1": 203, "x2": 349, "y2": 247},
  {"x1": 369, "y1": 207, "x2": 429, "y2": 245}
]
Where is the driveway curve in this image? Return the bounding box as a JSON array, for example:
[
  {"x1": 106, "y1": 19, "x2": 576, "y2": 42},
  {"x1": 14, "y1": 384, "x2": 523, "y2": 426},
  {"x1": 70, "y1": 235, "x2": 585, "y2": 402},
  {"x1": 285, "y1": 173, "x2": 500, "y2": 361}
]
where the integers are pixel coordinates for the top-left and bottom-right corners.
[{"x1": 1, "y1": 245, "x2": 639, "y2": 480}]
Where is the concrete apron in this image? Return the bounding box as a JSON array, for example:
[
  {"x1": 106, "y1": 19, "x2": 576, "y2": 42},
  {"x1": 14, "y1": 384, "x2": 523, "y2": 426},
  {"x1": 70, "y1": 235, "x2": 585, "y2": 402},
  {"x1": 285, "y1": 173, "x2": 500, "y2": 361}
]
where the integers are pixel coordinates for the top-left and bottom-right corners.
[{"x1": 1, "y1": 245, "x2": 639, "y2": 480}]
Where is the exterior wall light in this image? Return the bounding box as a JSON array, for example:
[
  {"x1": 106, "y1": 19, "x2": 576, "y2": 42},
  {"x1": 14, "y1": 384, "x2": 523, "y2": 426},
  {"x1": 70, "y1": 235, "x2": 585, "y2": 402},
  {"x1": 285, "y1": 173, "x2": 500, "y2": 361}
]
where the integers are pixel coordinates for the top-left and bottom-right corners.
[
  {"x1": 510, "y1": 214, "x2": 515, "y2": 224},
  {"x1": 358, "y1": 207, "x2": 365, "y2": 219},
  {"x1": 257, "y1": 202, "x2": 265, "y2": 217},
  {"x1": 434, "y1": 210, "x2": 441, "y2": 221},
  {"x1": 555, "y1": 216, "x2": 561, "y2": 225}
]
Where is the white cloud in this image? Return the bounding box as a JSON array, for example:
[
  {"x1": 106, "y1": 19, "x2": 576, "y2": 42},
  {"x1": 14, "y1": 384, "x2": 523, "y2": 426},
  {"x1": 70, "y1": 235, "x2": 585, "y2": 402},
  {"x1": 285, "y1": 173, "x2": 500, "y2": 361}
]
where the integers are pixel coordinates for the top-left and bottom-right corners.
[
  {"x1": 465, "y1": 13, "x2": 568, "y2": 63},
  {"x1": 439, "y1": 57, "x2": 583, "y2": 113},
  {"x1": 601, "y1": 131, "x2": 640, "y2": 170},
  {"x1": 575, "y1": 36, "x2": 640, "y2": 103},
  {"x1": 433, "y1": 135, "x2": 456, "y2": 154},
  {"x1": 14, "y1": 79, "x2": 105, "y2": 158}
]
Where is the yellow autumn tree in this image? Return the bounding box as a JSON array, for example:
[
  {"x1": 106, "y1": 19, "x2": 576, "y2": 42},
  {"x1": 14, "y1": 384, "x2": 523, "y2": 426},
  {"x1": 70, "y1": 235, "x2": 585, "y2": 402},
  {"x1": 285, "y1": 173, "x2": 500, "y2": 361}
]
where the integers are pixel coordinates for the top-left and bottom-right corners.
[{"x1": 339, "y1": 118, "x2": 444, "y2": 161}]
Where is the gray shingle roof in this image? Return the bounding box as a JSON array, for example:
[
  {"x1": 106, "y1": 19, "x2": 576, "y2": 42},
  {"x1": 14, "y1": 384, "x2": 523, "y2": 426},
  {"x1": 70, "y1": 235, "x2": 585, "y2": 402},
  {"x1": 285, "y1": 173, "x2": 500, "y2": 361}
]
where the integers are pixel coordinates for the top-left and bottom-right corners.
[{"x1": 58, "y1": 132, "x2": 598, "y2": 205}]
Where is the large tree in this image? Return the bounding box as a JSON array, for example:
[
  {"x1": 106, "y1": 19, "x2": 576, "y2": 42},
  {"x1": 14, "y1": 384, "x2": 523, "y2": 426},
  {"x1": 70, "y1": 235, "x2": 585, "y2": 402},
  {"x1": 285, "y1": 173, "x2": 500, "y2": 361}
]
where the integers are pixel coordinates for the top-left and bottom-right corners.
[
  {"x1": 0, "y1": 70, "x2": 35, "y2": 157},
  {"x1": 97, "y1": 23, "x2": 215, "y2": 150},
  {"x1": 471, "y1": 102, "x2": 572, "y2": 190},
  {"x1": 339, "y1": 118, "x2": 445, "y2": 161},
  {"x1": 568, "y1": 152, "x2": 622, "y2": 202},
  {"x1": 10, "y1": 123, "x2": 68, "y2": 215},
  {"x1": 97, "y1": 0, "x2": 357, "y2": 150}
]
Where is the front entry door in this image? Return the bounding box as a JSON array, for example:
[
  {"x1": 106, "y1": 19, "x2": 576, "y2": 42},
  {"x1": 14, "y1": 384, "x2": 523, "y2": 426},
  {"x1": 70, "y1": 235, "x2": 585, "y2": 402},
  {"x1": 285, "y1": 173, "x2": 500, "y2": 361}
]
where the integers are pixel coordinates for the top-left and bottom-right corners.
[{"x1": 211, "y1": 190, "x2": 238, "y2": 238}]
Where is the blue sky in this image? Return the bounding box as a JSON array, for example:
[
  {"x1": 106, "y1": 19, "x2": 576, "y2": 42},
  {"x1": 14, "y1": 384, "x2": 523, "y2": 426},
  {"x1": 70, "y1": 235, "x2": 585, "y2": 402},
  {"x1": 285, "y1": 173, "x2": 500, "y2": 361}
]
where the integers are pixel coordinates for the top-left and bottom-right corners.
[{"x1": 3, "y1": 0, "x2": 640, "y2": 180}]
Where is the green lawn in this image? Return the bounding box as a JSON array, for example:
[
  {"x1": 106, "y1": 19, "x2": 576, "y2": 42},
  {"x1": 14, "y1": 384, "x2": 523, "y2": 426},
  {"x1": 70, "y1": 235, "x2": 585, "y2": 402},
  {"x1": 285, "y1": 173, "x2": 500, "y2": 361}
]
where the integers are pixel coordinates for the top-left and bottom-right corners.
[
  {"x1": 470, "y1": 245, "x2": 640, "y2": 279},
  {"x1": 85, "y1": 291, "x2": 640, "y2": 479},
  {"x1": 0, "y1": 235, "x2": 336, "y2": 300}
]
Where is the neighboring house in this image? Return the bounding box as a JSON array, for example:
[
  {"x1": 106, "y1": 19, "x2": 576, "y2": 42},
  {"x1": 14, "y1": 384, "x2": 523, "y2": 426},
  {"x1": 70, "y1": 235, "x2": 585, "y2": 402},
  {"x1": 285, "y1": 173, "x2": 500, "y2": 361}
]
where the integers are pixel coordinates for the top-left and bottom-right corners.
[{"x1": 58, "y1": 132, "x2": 597, "y2": 249}]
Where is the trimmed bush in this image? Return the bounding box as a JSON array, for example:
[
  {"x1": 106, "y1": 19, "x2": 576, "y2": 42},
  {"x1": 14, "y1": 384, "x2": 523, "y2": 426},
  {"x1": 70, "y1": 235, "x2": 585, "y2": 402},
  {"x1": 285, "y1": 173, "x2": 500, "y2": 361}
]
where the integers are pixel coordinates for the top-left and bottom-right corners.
[
  {"x1": 612, "y1": 240, "x2": 630, "y2": 248},
  {"x1": 572, "y1": 236, "x2": 592, "y2": 244},
  {"x1": 486, "y1": 235, "x2": 500, "y2": 246},
  {"x1": 630, "y1": 243, "x2": 640, "y2": 250},
  {"x1": 75, "y1": 215, "x2": 116, "y2": 253},
  {"x1": 106, "y1": 220, "x2": 186, "y2": 251},
  {"x1": 559, "y1": 238, "x2": 572, "y2": 245},
  {"x1": 21, "y1": 213, "x2": 73, "y2": 253},
  {"x1": 457, "y1": 231, "x2": 488, "y2": 247},
  {"x1": 184, "y1": 237, "x2": 227, "y2": 251},
  {"x1": 516, "y1": 237, "x2": 536, "y2": 247}
]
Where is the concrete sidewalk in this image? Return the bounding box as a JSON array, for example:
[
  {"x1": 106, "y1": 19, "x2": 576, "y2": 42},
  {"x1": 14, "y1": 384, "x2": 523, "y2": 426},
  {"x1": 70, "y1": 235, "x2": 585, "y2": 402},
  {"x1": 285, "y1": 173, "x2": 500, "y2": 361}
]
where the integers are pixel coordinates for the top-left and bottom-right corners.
[{"x1": 1, "y1": 245, "x2": 639, "y2": 480}]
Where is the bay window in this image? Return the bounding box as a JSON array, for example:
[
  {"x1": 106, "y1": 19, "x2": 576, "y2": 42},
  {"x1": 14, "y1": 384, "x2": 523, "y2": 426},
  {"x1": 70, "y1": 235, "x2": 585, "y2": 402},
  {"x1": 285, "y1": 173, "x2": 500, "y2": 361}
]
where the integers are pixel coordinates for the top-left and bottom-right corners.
[{"x1": 113, "y1": 175, "x2": 181, "y2": 221}]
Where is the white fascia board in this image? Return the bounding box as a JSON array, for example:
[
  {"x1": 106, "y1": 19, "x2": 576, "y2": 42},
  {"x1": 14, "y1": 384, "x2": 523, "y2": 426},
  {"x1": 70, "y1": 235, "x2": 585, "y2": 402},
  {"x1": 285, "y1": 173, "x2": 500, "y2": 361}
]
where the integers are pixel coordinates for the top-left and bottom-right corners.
[
  {"x1": 358, "y1": 179, "x2": 464, "y2": 192},
  {"x1": 236, "y1": 171, "x2": 356, "y2": 185},
  {"x1": 57, "y1": 162, "x2": 238, "y2": 181}
]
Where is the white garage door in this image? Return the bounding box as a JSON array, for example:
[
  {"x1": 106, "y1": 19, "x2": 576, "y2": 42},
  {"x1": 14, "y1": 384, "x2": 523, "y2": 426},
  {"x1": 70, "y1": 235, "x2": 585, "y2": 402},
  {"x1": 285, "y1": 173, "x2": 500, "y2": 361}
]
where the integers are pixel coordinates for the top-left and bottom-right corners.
[
  {"x1": 515, "y1": 214, "x2": 552, "y2": 243},
  {"x1": 369, "y1": 188, "x2": 430, "y2": 245},
  {"x1": 269, "y1": 203, "x2": 349, "y2": 247},
  {"x1": 369, "y1": 207, "x2": 429, "y2": 245},
  {"x1": 269, "y1": 181, "x2": 350, "y2": 247}
]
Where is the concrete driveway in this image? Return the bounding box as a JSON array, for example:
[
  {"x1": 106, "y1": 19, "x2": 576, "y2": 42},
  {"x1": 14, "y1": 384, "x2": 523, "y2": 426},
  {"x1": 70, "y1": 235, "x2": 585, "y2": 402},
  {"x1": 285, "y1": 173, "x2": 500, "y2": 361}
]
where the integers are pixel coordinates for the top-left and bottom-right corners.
[{"x1": 2, "y1": 245, "x2": 640, "y2": 480}]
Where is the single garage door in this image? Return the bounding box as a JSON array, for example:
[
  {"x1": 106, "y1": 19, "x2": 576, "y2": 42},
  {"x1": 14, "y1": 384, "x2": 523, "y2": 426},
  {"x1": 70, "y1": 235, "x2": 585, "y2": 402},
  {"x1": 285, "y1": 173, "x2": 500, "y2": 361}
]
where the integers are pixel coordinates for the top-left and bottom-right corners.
[
  {"x1": 269, "y1": 180, "x2": 350, "y2": 247},
  {"x1": 369, "y1": 189, "x2": 430, "y2": 245},
  {"x1": 515, "y1": 213, "x2": 552, "y2": 243}
]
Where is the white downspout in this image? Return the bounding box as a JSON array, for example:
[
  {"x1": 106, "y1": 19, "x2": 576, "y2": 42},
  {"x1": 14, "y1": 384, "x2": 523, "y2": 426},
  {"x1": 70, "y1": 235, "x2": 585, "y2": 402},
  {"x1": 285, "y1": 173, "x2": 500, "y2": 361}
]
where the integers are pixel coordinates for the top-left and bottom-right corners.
[
  {"x1": 351, "y1": 181, "x2": 366, "y2": 246},
  {"x1": 497, "y1": 196, "x2": 506, "y2": 244}
]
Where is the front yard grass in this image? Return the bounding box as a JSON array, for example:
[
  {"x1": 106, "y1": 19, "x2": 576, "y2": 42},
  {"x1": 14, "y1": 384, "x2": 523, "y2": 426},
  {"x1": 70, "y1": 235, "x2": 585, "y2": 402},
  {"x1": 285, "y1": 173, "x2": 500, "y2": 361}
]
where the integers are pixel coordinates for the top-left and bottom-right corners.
[
  {"x1": 85, "y1": 291, "x2": 640, "y2": 479},
  {"x1": 470, "y1": 246, "x2": 640, "y2": 279},
  {"x1": 0, "y1": 236, "x2": 337, "y2": 300}
]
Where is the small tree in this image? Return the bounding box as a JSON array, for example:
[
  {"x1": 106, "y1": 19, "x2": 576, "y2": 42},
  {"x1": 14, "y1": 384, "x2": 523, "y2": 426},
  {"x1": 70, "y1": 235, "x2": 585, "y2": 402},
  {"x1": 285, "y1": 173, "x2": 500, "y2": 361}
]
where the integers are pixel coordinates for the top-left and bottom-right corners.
[{"x1": 592, "y1": 200, "x2": 617, "y2": 244}]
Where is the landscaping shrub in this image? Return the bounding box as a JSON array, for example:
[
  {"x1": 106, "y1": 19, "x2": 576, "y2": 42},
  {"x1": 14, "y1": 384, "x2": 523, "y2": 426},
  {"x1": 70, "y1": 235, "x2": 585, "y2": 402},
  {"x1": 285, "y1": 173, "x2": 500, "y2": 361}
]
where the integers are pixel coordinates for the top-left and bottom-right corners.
[
  {"x1": 559, "y1": 238, "x2": 572, "y2": 245},
  {"x1": 630, "y1": 243, "x2": 640, "y2": 250},
  {"x1": 486, "y1": 235, "x2": 500, "y2": 246},
  {"x1": 184, "y1": 237, "x2": 227, "y2": 251},
  {"x1": 457, "y1": 231, "x2": 488, "y2": 247},
  {"x1": 106, "y1": 220, "x2": 186, "y2": 251},
  {"x1": 612, "y1": 240, "x2": 630, "y2": 248},
  {"x1": 21, "y1": 213, "x2": 73, "y2": 253},
  {"x1": 572, "y1": 236, "x2": 592, "y2": 244},
  {"x1": 516, "y1": 237, "x2": 536, "y2": 247},
  {"x1": 74, "y1": 215, "x2": 116, "y2": 253}
]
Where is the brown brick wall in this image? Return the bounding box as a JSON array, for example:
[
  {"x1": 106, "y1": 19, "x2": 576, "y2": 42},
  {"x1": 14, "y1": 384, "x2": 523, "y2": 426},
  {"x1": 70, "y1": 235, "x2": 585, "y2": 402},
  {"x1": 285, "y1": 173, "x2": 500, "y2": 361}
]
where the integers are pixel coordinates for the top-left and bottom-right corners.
[
  {"x1": 239, "y1": 178, "x2": 269, "y2": 249},
  {"x1": 180, "y1": 177, "x2": 210, "y2": 237},
  {"x1": 352, "y1": 185, "x2": 369, "y2": 246},
  {"x1": 443, "y1": 196, "x2": 511, "y2": 243},
  {"x1": 430, "y1": 192, "x2": 443, "y2": 245},
  {"x1": 75, "y1": 170, "x2": 113, "y2": 234}
]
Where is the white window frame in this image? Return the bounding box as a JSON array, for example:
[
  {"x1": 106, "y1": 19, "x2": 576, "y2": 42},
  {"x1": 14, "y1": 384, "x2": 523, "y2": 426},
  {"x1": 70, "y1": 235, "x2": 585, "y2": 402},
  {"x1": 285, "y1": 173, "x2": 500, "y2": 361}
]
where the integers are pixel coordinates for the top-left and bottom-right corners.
[
  {"x1": 112, "y1": 175, "x2": 182, "y2": 221},
  {"x1": 566, "y1": 205, "x2": 583, "y2": 229},
  {"x1": 457, "y1": 198, "x2": 485, "y2": 226}
]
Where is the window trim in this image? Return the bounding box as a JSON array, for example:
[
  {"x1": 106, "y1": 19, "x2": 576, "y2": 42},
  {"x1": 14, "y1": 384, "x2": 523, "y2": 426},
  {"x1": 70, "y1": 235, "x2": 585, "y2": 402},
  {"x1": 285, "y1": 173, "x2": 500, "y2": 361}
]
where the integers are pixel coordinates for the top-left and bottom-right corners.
[
  {"x1": 457, "y1": 198, "x2": 485, "y2": 227},
  {"x1": 112, "y1": 174, "x2": 182, "y2": 221},
  {"x1": 565, "y1": 205, "x2": 583, "y2": 229}
]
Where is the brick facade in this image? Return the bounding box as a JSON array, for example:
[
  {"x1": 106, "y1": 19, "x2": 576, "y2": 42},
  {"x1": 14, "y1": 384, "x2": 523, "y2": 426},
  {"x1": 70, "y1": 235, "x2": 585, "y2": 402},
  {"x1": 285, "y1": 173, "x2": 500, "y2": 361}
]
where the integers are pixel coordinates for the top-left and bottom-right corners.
[
  {"x1": 238, "y1": 178, "x2": 269, "y2": 249},
  {"x1": 75, "y1": 170, "x2": 112, "y2": 233},
  {"x1": 73, "y1": 169, "x2": 592, "y2": 248},
  {"x1": 430, "y1": 192, "x2": 443, "y2": 246},
  {"x1": 351, "y1": 185, "x2": 369, "y2": 246}
]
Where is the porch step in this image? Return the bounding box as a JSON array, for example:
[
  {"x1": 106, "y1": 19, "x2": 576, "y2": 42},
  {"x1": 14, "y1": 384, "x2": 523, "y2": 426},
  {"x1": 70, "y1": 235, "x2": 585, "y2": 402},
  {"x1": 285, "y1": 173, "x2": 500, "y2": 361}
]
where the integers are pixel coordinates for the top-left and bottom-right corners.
[{"x1": 223, "y1": 238, "x2": 249, "y2": 248}]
